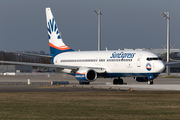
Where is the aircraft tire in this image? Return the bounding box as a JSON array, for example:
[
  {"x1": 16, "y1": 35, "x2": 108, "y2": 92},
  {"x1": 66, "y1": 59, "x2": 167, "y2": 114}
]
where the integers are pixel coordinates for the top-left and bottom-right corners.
[
  {"x1": 148, "y1": 80, "x2": 153, "y2": 85},
  {"x1": 85, "y1": 82, "x2": 90, "y2": 85},
  {"x1": 113, "y1": 78, "x2": 123, "y2": 85},
  {"x1": 150, "y1": 80, "x2": 153, "y2": 85},
  {"x1": 113, "y1": 79, "x2": 118, "y2": 85},
  {"x1": 117, "y1": 79, "x2": 123, "y2": 84},
  {"x1": 79, "y1": 82, "x2": 89, "y2": 85}
]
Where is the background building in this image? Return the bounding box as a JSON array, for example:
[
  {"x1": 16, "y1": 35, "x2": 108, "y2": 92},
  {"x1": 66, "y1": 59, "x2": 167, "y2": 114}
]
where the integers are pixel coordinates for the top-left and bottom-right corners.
[{"x1": 0, "y1": 65, "x2": 32, "y2": 73}]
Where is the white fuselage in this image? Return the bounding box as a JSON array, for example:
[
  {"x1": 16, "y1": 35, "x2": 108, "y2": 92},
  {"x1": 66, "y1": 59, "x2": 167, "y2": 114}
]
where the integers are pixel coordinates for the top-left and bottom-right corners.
[{"x1": 53, "y1": 50, "x2": 165, "y2": 77}]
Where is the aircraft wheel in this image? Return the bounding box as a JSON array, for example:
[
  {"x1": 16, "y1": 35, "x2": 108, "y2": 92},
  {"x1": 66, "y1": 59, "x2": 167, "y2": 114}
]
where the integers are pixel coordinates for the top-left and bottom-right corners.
[
  {"x1": 113, "y1": 78, "x2": 123, "y2": 85},
  {"x1": 85, "y1": 82, "x2": 90, "y2": 85},
  {"x1": 117, "y1": 78, "x2": 123, "y2": 84},
  {"x1": 79, "y1": 82, "x2": 90, "y2": 85},
  {"x1": 113, "y1": 79, "x2": 118, "y2": 85},
  {"x1": 150, "y1": 80, "x2": 153, "y2": 84},
  {"x1": 148, "y1": 80, "x2": 153, "y2": 85}
]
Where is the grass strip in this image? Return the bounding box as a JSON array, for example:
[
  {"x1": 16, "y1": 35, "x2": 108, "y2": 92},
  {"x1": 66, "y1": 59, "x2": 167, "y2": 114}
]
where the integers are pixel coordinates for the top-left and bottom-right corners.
[{"x1": 0, "y1": 91, "x2": 179, "y2": 120}]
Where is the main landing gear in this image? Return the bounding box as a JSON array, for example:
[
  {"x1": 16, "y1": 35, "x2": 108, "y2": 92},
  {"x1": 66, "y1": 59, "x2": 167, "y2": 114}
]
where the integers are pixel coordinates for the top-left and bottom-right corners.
[
  {"x1": 113, "y1": 77, "x2": 124, "y2": 85},
  {"x1": 79, "y1": 82, "x2": 90, "y2": 85}
]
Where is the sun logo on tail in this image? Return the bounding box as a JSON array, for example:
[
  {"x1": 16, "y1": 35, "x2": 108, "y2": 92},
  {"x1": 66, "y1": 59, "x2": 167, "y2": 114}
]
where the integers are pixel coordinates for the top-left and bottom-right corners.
[
  {"x1": 47, "y1": 18, "x2": 73, "y2": 52},
  {"x1": 47, "y1": 18, "x2": 60, "y2": 40},
  {"x1": 46, "y1": 8, "x2": 74, "y2": 55}
]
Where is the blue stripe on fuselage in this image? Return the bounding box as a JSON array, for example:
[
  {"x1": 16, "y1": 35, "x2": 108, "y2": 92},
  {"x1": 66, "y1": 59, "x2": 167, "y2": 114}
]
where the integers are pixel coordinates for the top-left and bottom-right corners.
[{"x1": 99, "y1": 73, "x2": 160, "y2": 78}]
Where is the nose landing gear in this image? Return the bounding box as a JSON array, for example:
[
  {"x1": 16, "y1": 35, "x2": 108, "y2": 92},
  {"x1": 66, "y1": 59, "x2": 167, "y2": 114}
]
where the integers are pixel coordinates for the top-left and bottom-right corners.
[
  {"x1": 148, "y1": 80, "x2": 153, "y2": 85},
  {"x1": 147, "y1": 75, "x2": 154, "y2": 85}
]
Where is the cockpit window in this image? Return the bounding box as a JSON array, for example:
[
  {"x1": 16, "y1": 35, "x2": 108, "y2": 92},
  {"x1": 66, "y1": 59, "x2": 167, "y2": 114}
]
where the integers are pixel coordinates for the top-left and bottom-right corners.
[{"x1": 147, "y1": 57, "x2": 162, "y2": 61}]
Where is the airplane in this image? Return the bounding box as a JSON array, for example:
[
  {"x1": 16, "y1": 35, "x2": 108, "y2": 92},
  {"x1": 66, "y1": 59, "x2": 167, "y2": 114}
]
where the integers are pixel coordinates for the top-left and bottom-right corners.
[
  {"x1": 170, "y1": 58, "x2": 180, "y2": 62},
  {"x1": 0, "y1": 7, "x2": 167, "y2": 85}
]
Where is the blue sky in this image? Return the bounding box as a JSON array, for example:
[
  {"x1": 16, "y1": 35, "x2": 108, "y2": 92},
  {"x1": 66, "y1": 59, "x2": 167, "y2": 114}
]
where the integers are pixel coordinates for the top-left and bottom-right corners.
[{"x1": 0, "y1": 0, "x2": 180, "y2": 53}]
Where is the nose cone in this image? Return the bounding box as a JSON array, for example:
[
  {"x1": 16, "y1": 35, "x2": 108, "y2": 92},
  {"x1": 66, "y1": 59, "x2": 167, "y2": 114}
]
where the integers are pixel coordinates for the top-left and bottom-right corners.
[{"x1": 157, "y1": 61, "x2": 165, "y2": 73}]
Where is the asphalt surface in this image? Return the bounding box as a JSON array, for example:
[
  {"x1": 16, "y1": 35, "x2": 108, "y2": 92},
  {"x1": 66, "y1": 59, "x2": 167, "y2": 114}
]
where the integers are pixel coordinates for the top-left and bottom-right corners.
[{"x1": 0, "y1": 73, "x2": 180, "y2": 92}]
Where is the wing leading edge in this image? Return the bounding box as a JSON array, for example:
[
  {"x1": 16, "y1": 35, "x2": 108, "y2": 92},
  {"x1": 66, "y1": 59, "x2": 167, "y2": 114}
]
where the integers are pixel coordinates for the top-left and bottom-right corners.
[
  {"x1": 4, "y1": 51, "x2": 52, "y2": 58},
  {"x1": 0, "y1": 61, "x2": 106, "y2": 74},
  {"x1": 0, "y1": 61, "x2": 76, "y2": 69}
]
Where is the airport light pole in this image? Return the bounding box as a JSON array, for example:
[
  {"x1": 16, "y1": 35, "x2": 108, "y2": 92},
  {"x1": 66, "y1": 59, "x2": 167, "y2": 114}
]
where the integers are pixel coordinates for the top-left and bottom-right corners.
[
  {"x1": 160, "y1": 11, "x2": 170, "y2": 76},
  {"x1": 21, "y1": 47, "x2": 23, "y2": 62},
  {"x1": 94, "y1": 8, "x2": 102, "y2": 51},
  {"x1": 37, "y1": 47, "x2": 39, "y2": 54},
  {"x1": 2, "y1": 51, "x2": 3, "y2": 72}
]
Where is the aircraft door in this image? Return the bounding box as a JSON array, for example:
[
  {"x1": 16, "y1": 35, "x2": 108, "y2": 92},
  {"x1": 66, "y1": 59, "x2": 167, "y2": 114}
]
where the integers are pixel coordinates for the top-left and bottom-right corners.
[
  {"x1": 137, "y1": 55, "x2": 142, "y2": 67},
  {"x1": 95, "y1": 57, "x2": 101, "y2": 66}
]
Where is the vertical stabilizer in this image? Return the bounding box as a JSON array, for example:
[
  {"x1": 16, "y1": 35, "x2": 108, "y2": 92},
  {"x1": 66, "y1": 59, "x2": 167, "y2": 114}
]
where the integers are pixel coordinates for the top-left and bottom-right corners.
[{"x1": 46, "y1": 8, "x2": 73, "y2": 56}]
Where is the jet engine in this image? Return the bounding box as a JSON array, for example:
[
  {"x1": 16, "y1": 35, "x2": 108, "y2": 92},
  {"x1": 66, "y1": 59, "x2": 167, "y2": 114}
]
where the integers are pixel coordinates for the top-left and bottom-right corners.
[{"x1": 75, "y1": 68, "x2": 97, "y2": 82}]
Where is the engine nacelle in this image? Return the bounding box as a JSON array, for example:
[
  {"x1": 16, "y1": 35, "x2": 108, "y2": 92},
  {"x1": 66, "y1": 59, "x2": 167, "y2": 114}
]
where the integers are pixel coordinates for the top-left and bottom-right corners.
[
  {"x1": 134, "y1": 77, "x2": 148, "y2": 82},
  {"x1": 75, "y1": 68, "x2": 97, "y2": 82}
]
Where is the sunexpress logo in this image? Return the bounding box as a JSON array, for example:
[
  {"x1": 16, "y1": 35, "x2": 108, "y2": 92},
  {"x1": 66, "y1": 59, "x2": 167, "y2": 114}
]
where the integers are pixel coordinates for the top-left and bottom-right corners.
[
  {"x1": 47, "y1": 18, "x2": 61, "y2": 40},
  {"x1": 110, "y1": 52, "x2": 136, "y2": 59},
  {"x1": 146, "y1": 63, "x2": 152, "y2": 71}
]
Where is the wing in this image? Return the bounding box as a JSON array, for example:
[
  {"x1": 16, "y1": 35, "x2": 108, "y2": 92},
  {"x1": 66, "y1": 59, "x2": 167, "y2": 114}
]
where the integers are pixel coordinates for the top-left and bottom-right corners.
[
  {"x1": 165, "y1": 62, "x2": 180, "y2": 66},
  {"x1": 0, "y1": 61, "x2": 106, "y2": 73},
  {"x1": 164, "y1": 58, "x2": 180, "y2": 66},
  {"x1": 170, "y1": 58, "x2": 180, "y2": 62},
  {"x1": 0, "y1": 61, "x2": 77, "y2": 69},
  {"x1": 4, "y1": 51, "x2": 52, "y2": 58}
]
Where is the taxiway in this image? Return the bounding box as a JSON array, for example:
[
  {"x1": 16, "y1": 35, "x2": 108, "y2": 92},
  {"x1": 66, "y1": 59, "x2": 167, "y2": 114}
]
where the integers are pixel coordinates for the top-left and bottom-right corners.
[{"x1": 0, "y1": 73, "x2": 180, "y2": 92}]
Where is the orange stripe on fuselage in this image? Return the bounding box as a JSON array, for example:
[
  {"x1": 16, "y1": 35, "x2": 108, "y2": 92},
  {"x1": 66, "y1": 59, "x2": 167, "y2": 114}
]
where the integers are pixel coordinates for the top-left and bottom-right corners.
[
  {"x1": 76, "y1": 72, "x2": 86, "y2": 75},
  {"x1": 49, "y1": 42, "x2": 71, "y2": 50}
]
